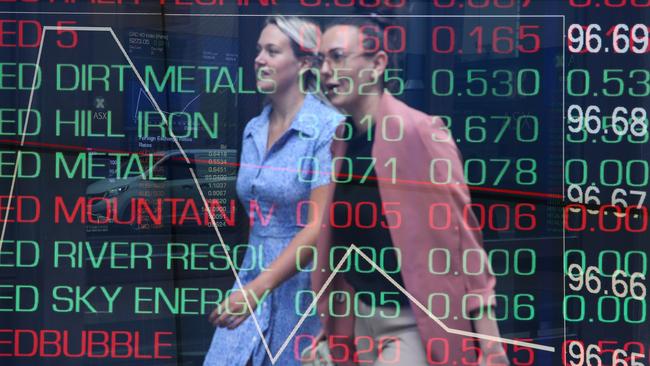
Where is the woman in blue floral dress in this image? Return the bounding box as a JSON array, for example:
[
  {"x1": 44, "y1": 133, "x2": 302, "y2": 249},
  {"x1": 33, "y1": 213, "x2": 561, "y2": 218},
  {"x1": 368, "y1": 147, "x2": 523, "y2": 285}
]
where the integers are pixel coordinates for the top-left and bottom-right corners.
[{"x1": 203, "y1": 16, "x2": 342, "y2": 366}]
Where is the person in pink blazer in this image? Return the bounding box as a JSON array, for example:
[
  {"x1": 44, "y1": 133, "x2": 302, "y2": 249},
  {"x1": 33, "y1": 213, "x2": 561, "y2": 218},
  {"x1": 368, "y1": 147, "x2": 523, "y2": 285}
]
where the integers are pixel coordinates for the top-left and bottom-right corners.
[{"x1": 310, "y1": 17, "x2": 510, "y2": 365}]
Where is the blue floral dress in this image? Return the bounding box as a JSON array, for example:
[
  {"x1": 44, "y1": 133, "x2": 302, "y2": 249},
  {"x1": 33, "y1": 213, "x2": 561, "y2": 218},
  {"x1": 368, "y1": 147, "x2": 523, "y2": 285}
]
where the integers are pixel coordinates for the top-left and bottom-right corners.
[{"x1": 204, "y1": 94, "x2": 342, "y2": 366}]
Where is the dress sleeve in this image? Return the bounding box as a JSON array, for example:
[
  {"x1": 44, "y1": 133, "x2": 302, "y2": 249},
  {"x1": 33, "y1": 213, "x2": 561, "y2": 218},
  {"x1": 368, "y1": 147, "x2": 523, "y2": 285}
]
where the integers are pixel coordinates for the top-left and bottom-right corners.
[{"x1": 310, "y1": 115, "x2": 340, "y2": 190}]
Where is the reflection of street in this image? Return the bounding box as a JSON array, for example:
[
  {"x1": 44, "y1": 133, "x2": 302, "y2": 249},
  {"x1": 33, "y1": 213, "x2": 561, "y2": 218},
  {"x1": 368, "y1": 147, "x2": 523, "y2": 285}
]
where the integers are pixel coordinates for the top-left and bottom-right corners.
[
  {"x1": 133, "y1": 90, "x2": 206, "y2": 148},
  {"x1": 84, "y1": 149, "x2": 237, "y2": 235}
]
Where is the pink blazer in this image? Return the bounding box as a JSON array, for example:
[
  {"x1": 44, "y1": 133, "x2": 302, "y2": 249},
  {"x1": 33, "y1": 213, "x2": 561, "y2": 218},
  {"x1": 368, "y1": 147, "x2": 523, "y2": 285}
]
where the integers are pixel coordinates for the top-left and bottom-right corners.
[{"x1": 312, "y1": 93, "x2": 496, "y2": 365}]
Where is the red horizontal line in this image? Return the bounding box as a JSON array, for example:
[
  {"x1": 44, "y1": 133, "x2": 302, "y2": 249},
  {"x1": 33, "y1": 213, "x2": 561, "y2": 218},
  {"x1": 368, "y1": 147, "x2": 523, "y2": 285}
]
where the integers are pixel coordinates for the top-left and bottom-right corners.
[{"x1": 0, "y1": 138, "x2": 564, "y2": 200}]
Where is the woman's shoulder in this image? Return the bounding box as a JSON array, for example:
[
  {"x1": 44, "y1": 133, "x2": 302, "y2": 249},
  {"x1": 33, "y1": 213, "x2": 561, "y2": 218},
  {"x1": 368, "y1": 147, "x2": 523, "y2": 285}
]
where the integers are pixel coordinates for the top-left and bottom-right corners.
[
  {"x1": 380, "y1": 94, "x2": 456, "y2": 154},
  {"x1": 382, "y1": 95, "x2": 435, "y2": 136},
  {"x1": 305, "y1": 94, "x2": 344, "y2": 123},
  {"x1": 302, "y1": 95, "x2": 344, "y2": 140}
]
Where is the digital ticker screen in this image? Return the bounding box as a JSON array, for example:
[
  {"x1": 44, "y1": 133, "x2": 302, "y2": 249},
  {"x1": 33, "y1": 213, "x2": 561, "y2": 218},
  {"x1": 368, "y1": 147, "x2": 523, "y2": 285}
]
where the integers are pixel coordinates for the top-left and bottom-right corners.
[{"x1": 0, "y1": 1, "x2": 648, "y2": 366}]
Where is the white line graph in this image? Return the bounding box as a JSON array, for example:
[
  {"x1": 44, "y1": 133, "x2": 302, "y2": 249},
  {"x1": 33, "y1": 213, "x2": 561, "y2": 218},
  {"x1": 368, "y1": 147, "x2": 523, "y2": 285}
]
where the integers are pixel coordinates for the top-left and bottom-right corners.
[
  {"x1": 2, "y1": 25, "x2": 556, "y2": 364},
  {"x1": 132, "y1": 87, "x2": 203, "y2": 125}
]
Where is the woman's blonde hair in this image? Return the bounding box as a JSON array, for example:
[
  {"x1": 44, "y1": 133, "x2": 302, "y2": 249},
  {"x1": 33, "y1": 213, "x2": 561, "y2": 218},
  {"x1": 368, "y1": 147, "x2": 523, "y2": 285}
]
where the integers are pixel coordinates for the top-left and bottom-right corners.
[{"x1": 265, "y1": 16, "x2": 329, "y2": 103}]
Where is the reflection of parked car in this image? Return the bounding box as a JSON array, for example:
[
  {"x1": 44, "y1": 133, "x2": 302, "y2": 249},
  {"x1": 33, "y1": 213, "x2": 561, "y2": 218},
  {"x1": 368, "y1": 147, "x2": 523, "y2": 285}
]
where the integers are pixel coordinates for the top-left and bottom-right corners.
[{"x1": 85, "y1": 149, "x2": 237, "y2": 228}]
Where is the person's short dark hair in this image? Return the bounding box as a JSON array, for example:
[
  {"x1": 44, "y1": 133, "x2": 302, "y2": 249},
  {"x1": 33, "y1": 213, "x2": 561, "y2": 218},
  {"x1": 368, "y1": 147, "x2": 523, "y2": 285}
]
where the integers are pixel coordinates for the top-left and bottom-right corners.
[{"x1": 324, "y1": 15, "x2": 403, "y2": 91}]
